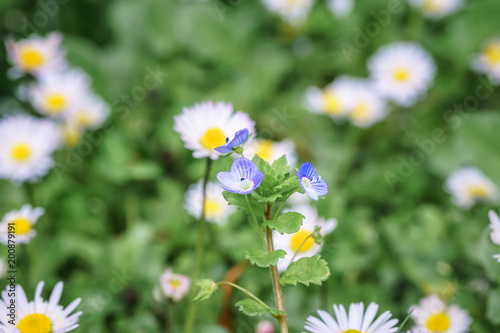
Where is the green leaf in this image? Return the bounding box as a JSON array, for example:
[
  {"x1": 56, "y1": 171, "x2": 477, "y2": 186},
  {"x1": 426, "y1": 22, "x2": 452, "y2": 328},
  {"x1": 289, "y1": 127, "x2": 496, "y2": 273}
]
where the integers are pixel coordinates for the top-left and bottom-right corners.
[
  {"x1": 264, "y1": 212, "x2": 304, "y2": 235},
  {"x1": 487, "y1": 288, "x2": 500, "y2": 325},
  {"x1": 192, "y1": 279, "x2": 218, "y2": 302},
  {"x1": 222, "y1": 191, "x2": 263, "y2": 216},
  {"x1": 235, "y1": 299, "x2": 284, "y2": 317},
  {"x1": 280, "y1": 255, "x2": 330, "y2": 286},
  {"x1": 245, "y1": 248, "x2": 287, "y2": 267}
]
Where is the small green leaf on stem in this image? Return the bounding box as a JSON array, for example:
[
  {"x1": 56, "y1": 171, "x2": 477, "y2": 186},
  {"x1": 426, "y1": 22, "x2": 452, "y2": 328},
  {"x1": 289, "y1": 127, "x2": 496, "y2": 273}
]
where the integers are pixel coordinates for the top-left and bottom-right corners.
[{"x1": 245, "y1": 248, "x2": 287, "y2": 267}]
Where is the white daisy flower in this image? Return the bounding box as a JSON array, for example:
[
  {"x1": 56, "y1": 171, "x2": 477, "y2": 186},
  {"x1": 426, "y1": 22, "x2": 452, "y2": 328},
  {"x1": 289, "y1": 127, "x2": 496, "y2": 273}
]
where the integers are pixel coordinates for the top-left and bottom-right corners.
[
  {"x1": 368, "y1": 42, "x2": 436, "y2": 107},
  {"x1": 158, "y1": 268, "x2": 191, "y2": 302},
  {"x1": 5, "y1": 32, "x2": 66, "y2": 78},
  {"x1": 444, "y1": 167, "x2": 498, "y2": 209},
  {"x1": 274, "y1": 204, "x2": 336, "y2": 272},
  {"x1": 184, "y1": 180, "x2": 235, "y2": 225},
  {"x1": 304, "y1": 78, "x2": 355, "y2": 119},
  {"x1": 304, "y1": 302, "x2": 399, "y2": 333},
  {"x1": 408, "y1": 0, "x2": 463, "y2": 19},
  {"x1": 0, "y1": 281, "x2": 82, "y2": 333},
  {"x1": 0, "y1": 204, "x2": 44, "y2": 245},
  {"x1": 409, "y1": 294, "x2": 472, "y2": 333},
  {"x1": 472, "y1": 38, "x2": 500, "y2": 85},
  {"x1": 174, "y1": 101, "x2": 255, "y2": 160},
  {"x1": 27, "y1": 68, "x2": 91, "y2": 118},
  {"x1": 60, "y1": 123, "x2": 84, "y2": 148},
  {"x1": 0, "y1": 115, "x2": 61, "y2": 182},
  {"x1": 488, "y1": 210, "x2": 500, "y2": 262},
  {"x1": 261, "y1": 0, "x2": 315, "y2": 27},
  {"x1": 328, "y1": 0, "x2": 354, "y2": 17},
  {"x1": 244, "y1": 138, "x2": 297, "y2": 167},
  {"x1": 65, "y1": 93, "x2": 110, "y2": 130}
]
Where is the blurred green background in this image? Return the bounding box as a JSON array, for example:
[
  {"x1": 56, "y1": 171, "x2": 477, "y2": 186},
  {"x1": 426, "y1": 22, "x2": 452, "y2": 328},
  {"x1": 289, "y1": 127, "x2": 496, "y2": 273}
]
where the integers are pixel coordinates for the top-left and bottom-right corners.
[{"x1": 1, "y1": 0, "x2": 500, "y2": 332}]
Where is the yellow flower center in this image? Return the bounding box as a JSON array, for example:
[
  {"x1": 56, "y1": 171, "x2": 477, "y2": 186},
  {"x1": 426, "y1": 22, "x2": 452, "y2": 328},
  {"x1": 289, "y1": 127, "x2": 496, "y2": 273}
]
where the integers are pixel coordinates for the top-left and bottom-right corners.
[
  {"x1": 343, "y1": 330, "x2": 362, "y2": 333},
  {"x1": 76, "y1": 111, "x2": 95, "y2": 127},
  {"x1": 169, "y1": 280, "x2": 181, "y2": 288},
  {"x1": 17, "y1": 313, "x2": 52, "y2": 333},
  {"x1": 255, "y1": 140, "x2": 274, "y2": 162},
  {"x1": 9, "y1": 218, "x2": 32, "y2": 235},
  {"x1": 62, "y1": 124, "x2": 83, "y2": 147},
  {"x1": 45, "y1": 93, "x2": 67, "y2": 114},
  {"x1": 350, "y1": 103, "x2": 370, "y2": 122},
  {"x1": 422, "y1": 0, "x2": 444, "y2": 13},
  {"x1": 11, "y1": 143, "x2": 32, "y2": 162},
  {"x1": 426, "y1": 312, "x2": 450, "y2": 332},
  {"x1": 485, "y1": 43, "x2": 500, "y2": 66},
  {"x1": 204, "y1": 199, "x2": 222, "y2": 217},
  {"x1": 393, "y1": 68, "x2": 410, "y2": 82},
  {"x1": 290, "y1": 230, "x2": 315, "y2": 252},
  {"x1": 323, "y1": 92, "x2": 342, "y2": 115},
  {"x1": 20, "y1": 49, "x2": 44, "y2": 71},
  {"x1": 466, "y1": 185, "x2": 491, "y2": 199},
  {"x1": 200, "y1": 127, "x2": 226, "y2": 150}
]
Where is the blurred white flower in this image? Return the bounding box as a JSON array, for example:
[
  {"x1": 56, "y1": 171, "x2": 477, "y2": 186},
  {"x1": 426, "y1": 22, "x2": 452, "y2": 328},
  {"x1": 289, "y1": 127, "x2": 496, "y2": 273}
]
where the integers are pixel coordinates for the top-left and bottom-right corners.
[
  {"x1": 256, "y1": 320, "x2": 275, "y2": 333},
  {"x1": 261, "y1": 0, "x2": 315, "y2": 27},
  {"x1": 304, "y1": 78, "x2": 355, "y2": 119},
  {"x1": 408, "y1": 0, "x2": 463, "y2": 19},
  {"x1": 368, "y1": 42, "x2": 436, "y2": 107},
  {"x1": 409, "y1": 294, "x2": 471, "y2": 333},
  {"x1": 0, "y1": 114, "x2": 61, "y2": 182},
  {"x1": 0, "y1": 281, "x2": 82, "y2": 333},
  {"x1": 304, "y1": 302, "x2": 399, "y2": 333},
  {"x1": 185, "y1": 180, "x2": 235, "y2": 225},
  {"x1": 5, "y1": 32, "x2": 67, "y2": 78},
  {"x1": 158, "y1": 268, "x2": 190, "y2": 302},
  {"x1": 174, "y1": 101, "x2": 255, "y2": 160},
  {"x1": 273, "y1": 204, "x2": 336, "y2": 272},
  {"x1": 488, "y1": 210, "x2": 500, "y2": 262},
  {"x1": 65, "y1": 93, "x2": 110, "y2": 130},
  {"x1": 472, "y1": 38, "x2": 500, "y2": 85},
  {"x1": 445, "y1": 167, "x2": 498, "y2": 209},
  {"x1": 328, "y1": 0, "x2": 354, "y2": 17},
  {"x1": 0, "y1": 204, "x2": 44, "y2": 245},
  {"x1": 245, "y1": 138, "x2": 297, "y2": 167}
]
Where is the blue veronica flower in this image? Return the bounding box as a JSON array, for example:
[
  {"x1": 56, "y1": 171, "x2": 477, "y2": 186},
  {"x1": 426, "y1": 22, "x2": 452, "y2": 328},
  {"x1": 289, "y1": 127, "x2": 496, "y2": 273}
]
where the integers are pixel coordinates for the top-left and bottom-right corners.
[
  {"x1": 215, "y1": 129, "x2": 250, "y2": 154},
  {"x1": 217, "y1": 158, "x2": 264, "y2": 194},
  {"x1": 297, "y1": 162, "x2": 328, "y2": 201}
]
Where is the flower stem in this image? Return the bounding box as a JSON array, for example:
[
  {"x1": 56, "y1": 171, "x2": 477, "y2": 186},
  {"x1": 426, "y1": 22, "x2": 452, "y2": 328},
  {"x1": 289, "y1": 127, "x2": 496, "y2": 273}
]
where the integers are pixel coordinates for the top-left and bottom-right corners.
[
  {"x1": 265, "y1": 204, "x2": 288, "y2": 332},
  {"x1": 245, "y1": 195, "x2": 269, "y2": 252},
  {"x1": 185, "y1": 157, "x2": 212, "y2": 333},
  {"x1": 285, "y1": 232, "x2": 314, "y2": 273}
]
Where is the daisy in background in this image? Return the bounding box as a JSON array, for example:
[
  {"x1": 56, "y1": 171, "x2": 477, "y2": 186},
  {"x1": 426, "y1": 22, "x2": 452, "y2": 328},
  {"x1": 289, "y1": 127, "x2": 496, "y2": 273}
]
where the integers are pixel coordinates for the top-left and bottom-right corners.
[
  {"x1": 27, "y1": 68, "x2": 91, "y2": 118},
  {"x1": 304, "y1": 78, "x2": 354, "y2": 120},
  {"x1": 328, "y1": 0, "x2": 354, "y2": 17},
  {"x1": 472, "y1": 37, "x2": 500, "y2": 84},
  {"x1": 274, "y1": 204, "x2": 336, "y2": 272},
  {"x1": 245, "y1": 138, "x2": 297, "y2": 167},
  {"x1": 0, "y1": 114, "x2": 61, "y2": 182},
  {"x1": 409, "y1": 294, "x2": 471, "y2": 333},
  {"x1": 261, "y1": 0, "x2": 315, "y2": 27},
  {"x1": 174, "y1": 101, "x2": 255, "y2": 160},
  {"x1": 0, "y1": 281, "x2": 82, "y2": 333},
  {"x1": 304, "y1": 302, "x2": 399, "y2": 333},
  {"x1": 368, "y1": 42, "x2": 436, "y2": 107},
  {"x1": 155, "y1": 268, "x2": 191, "y2": 302},
  {"x1": 5, "y1": 32, "x2": 66, "y2": 78},
  {"x1": 408, "y1": 0, "x2": 463, "y2": 19},
  {"x1": 445, "y1": 167, "x2": 498, "y2": 209},
  {"x1": 0, "y1": 204, "x2": 44, "y2": 245},
  {"x1": 65, "y1": 93, "x2": 110, "y2": 130},
  {"x1": 488, "y1": 210, "x2": 500, "y2": 262},
  {"x1": 184, "y1": 180, "x2": 236, "y2": 225}
]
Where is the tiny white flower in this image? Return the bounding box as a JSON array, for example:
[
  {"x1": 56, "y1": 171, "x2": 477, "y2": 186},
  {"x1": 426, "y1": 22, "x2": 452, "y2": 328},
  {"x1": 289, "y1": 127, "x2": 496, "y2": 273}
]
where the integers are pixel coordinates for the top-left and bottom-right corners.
[
  {"x1": 65, "y1": 93, "x2": 110, "y2": 130},
  {"x1": 304, "y1": 78, "x2": 355, "y2": 119},
  {"x1": 245, "y1": 138, "x2": 297, "y2": 167},
  {"x1": 488, "y1": 210, "x2": 500, "y2": 262},
  {"x1": 408, "y1": 0, "x2": 463, "y2": 19},
  {"x1": 0, "y1": 115, "x2": 61, "y2": 182},
  {"x1": 158, "y1": 268, "x2": 191, "y2": 302},
  {"x1": 409, "y1": 294, "x2": 472, "y2": 333},
  {"x1": 5, "y1": 32, "x2": 67, "y2": 78},
  {"x1": 274, "y1": 204, "x2": 336, "y2": 272},
  {"x1": 0, "y1": 204, "x2": 44, "y2": 245},
  {"x1": 261, "y1": 0, "x2": 315, "y2": 26},
  {"x1": 185, "y1": 180, "x2": 236, "y2": 225},
  {"x1": 174, "y1": 101, "x2": 255, "y2": 160},
  {"x1": 328, "y1": 0, "x2": 354, "y2": 17},
  {"x1": 471, "y1": 38, "x2": 500, "y2": 85},
  {"x1": 256, "y1": 320, "x2": 275, "y2": 333},
  {"x1": 444, "y1": 167, "x2": 498, "y2": 209},
  {"x1": 368, "y1": 42, "x2": 436, "y2": 107}
]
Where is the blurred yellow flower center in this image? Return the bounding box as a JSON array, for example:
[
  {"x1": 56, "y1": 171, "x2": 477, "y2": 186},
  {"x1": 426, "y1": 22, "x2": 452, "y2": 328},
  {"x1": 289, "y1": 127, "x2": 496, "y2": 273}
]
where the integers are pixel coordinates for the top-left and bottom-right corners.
[
  {"x1": 11, "y1": 144, "x2": 32, "y2": 161},
  {"x1": 169, "y1": 280, "x2": 181, "y2": 288},
  {"x1": 426, "y1": 312, "x2": 450, "y2": 332},
  {"x1": 485, "y1": 43, "x2": 500, "y2": 65},
  {"x1": 466, "y1": 185, "x2": 490, "y2": 199},
  {"x1": 17, "y1": 313, "x2": 52, "y2": 333},
  {"x1": 45, "y1": 93, "x2": 67, "y2": 114},
  {"x1": 200, "y1": 127, "x2": 226, "y2": 150},
  {"x1": 256, "y1": 140, "x2": 274, "y2": 162},
  {"x1": 290, "y1": 230, "x2": 315, "y2": 252},
  {"x1": 350, "y1": 103, "x2": 370, "y2": 122},
  {"x1": 62, "y1": 125, "x2": 83, "y2": 148},
  {"x1": 393, "y1": 68, "x2": 410, "y2": 82},
  {"x1": 204, "y1": 199, "x2": 221, "y2": 217},
  {"x1": 323, "y1": 92, "x2": 341, "y2": 115},
  {"x1": 422, "y1": 0, "x2": 443, "y2": 13},
  {"x1": 76, "y1": 111, "x2": 95, "y2": 127},
  {"x1": 342, "y1": 330, "x2": 362, "y2": 333},
  {"x1": 20, "y1": 49, "x2": 44, "y2": 71},
  {"x1": 10, "y1": 218, "x2": 32, "y2": 235}
]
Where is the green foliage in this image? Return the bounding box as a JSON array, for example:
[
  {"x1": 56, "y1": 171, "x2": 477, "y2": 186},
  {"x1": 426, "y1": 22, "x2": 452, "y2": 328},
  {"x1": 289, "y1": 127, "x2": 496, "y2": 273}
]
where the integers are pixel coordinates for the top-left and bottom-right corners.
[
  {"x1": 245, "y1": 248, "x2": 287, "y2": 268},
  {"x1": 192, "y1": 279, "x2": 218, "y2": 303},
  {"x1": 280, "y1": 255, "x2": 331, "y2": 287},
  {"x1": 264, "y1": 212, "x2": 305, "y2": 235},
  {"x1": 235, "y1": 299, "x2": 284, "y2": 317}
]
